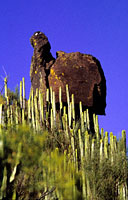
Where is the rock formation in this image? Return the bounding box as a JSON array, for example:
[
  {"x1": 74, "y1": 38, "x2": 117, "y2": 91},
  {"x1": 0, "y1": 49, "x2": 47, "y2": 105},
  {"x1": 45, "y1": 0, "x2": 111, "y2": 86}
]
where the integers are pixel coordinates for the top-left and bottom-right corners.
[
  {"x1": 30, "y1": 31, "x2": 55, "y2": 101},
  {"x1": 30, "y1": 31, "x2": 106, "y2": 115}
]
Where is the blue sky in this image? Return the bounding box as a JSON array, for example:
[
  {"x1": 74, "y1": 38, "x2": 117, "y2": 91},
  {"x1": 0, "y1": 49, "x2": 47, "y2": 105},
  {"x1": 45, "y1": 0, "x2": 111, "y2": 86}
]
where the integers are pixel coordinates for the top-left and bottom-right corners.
[{"x1": 0, "y1": 0, "x2": 128, "y2": 145}]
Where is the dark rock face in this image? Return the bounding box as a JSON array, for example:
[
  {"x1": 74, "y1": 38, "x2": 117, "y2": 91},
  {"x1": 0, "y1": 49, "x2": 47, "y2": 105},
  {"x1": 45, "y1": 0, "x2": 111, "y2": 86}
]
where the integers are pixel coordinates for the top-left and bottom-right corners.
[
  {"x1": 30, "y1": 31, "x2": 55, "y2": 100},
  {"x1": 49, "y1": 51, "x2": 106, "y2": 115},
  {"x1": 30, "y1": 31, "x2": 106, "y2": 115}
]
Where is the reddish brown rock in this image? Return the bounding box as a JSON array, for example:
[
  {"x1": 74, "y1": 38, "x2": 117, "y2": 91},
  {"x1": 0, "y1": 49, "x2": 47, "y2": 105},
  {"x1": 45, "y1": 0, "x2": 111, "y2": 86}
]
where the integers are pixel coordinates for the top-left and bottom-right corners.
[
  {"x1": 30, "y1": 31, "x2": 106, "y2": 115},
  {"x1": 30, "y1": 31, "x2": 55, "y2": 101},
  {"x1": 49, "y1": 51, "x2": 106, "y2": 115}
]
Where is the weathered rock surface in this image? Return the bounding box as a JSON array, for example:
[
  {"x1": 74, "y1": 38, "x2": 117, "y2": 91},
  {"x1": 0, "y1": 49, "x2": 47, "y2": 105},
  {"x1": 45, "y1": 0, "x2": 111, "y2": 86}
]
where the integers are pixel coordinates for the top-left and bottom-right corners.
[
  {"x1": 30, "y1": 31, "x2": 106, "y2": 115},
  {"x1": 30, "y1": 31, "x2": 55, "y2": 101}
]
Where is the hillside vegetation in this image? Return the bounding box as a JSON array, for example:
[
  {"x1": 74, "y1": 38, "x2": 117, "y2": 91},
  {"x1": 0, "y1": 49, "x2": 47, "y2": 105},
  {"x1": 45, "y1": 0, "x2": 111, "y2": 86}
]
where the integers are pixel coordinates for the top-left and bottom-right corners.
[{"x1": 0, "y1": 78, "x2": 127, "y2": 200}]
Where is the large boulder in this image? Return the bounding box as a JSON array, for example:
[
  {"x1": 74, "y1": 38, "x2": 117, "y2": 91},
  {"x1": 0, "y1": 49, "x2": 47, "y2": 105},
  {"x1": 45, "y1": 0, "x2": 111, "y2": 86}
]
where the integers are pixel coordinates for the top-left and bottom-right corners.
[{"x1": 30, "y1": 31, "x2": 106, "y2": 115}]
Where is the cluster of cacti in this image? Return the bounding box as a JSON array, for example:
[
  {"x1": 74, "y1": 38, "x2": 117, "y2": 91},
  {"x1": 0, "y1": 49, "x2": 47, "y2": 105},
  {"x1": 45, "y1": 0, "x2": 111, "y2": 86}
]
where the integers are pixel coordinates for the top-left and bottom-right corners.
[{"x1": 0, "y1": 77, "x2": 127, "y2": 199}]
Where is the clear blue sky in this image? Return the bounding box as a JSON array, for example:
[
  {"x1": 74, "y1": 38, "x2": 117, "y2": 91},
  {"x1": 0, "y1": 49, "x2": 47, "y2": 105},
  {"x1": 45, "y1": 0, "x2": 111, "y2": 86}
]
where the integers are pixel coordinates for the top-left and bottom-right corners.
[{"x1": 0, "y1": 0, "x2": 128, "y2": 145}]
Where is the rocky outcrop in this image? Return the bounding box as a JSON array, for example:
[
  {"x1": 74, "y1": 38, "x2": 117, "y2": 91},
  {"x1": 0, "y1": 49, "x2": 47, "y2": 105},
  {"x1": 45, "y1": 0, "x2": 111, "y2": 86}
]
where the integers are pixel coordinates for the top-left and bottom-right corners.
[
  {"x1": 30, "y1": 31, "x2": 55, "y2": 101},
  {"x1": 30, "y1": 31, "x2": 106, "y2": 115}
]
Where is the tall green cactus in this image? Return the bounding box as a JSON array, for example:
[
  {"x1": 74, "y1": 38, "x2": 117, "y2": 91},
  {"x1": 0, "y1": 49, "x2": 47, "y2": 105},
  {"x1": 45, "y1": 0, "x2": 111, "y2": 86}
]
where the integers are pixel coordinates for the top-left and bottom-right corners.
[
  {"x1": 20, "y1": 81, "x2": 23, "y2": 108},
  {"x1": 4, "y1": 77, "x2": 8, "y2": 100},
  {"x1": 22, "y1": 77, "x2": 25, "y2": 109}
]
